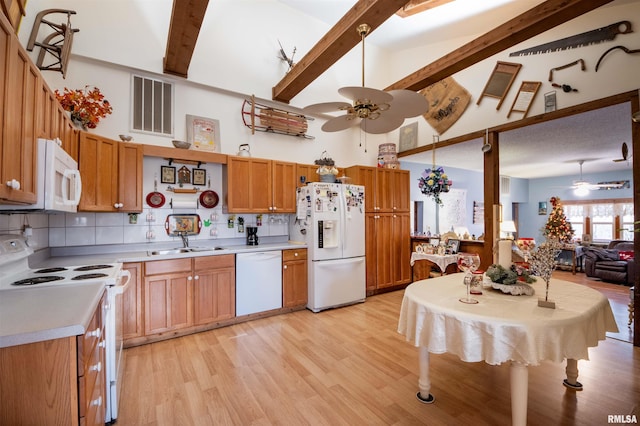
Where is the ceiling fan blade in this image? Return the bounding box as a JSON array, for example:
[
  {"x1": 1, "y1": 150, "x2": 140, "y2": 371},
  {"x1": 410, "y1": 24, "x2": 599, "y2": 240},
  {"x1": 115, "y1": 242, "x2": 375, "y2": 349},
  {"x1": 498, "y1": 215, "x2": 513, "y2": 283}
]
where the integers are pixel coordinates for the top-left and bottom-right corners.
[
  {"x1": 303, "y1": 102, "x2": 351, "y2": 114},
  {"x1": 387, "y1": 90, "x2": 429, "y2": 117},
  {"x1": 321, "y1": 114, "x2": 360, "y2": 132},
  {"x1": 338, "y1": 86, "x2": 393, "y2": 105},
  {"x1": 360, "y1": 115, "x2": 405, "y2": 134}
]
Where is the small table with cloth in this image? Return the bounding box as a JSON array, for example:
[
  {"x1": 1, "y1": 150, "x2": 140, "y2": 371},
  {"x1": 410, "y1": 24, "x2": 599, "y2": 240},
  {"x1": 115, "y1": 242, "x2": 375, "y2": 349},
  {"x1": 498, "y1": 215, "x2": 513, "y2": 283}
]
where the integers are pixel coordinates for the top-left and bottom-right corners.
[
  {"x1": 410, "y1": 252, "x2": 459, "y2": 280},
  {"x1": 397, "y1": 273, "x2": 618, "y2": 426}
]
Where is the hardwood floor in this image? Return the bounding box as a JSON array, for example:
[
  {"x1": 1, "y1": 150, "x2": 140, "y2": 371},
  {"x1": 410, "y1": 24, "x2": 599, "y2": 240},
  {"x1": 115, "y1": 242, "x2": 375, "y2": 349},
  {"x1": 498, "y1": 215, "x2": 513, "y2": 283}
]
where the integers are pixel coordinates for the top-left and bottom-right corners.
[{"x1": 119, "y1": 272, "x2": 639, "y2": 425}]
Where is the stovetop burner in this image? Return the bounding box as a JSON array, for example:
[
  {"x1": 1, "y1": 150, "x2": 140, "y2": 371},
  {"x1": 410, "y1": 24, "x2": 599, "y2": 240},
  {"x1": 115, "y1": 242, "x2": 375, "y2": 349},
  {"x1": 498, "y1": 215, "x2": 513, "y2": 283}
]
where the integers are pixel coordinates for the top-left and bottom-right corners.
[
  {"x1": 12, "y1": 276, "x2": 66, "y2": 286},
  {"x1": 74, "y1": 264, "x2": 115, "y2": 272},
  {"x1": 72, "y1": 273, "x2": 109, "y2": 280},
  {"x1": 34, "y1": 267, "x2": 68, "y2": 274}
]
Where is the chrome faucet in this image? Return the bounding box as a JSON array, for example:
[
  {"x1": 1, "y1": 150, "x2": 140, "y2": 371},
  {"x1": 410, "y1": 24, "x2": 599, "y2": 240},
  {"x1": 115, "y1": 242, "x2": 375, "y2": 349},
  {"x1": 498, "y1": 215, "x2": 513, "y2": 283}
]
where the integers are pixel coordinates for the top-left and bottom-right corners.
[{"x1": 178, "y1": 231, "x2": 189, "y2": 248}]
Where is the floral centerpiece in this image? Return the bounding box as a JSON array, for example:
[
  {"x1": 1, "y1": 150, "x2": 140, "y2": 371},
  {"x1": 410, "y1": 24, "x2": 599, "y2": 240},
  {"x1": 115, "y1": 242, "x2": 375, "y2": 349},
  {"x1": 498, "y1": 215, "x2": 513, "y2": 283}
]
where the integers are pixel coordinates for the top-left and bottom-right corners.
[
  {"x1": 486, "y1": 263, "x2": 536, "y2": 285},
  {"x1": 418, "y1": 166, "x2": 451, "y2": 205},
  {"x1": 55, "y1": 86, "x2": 113, "y2": 129}
]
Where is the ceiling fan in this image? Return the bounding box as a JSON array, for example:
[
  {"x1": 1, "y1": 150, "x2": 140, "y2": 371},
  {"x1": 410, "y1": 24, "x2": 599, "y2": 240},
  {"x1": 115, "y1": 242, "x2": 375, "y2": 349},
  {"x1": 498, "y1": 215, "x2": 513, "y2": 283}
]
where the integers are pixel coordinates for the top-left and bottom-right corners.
[
  {"x1": 571, "y1": 160, "x2": 625, "y2": 195},
  {"x1": 612, "y1": 142, "x2": 632, "y2": 162},
  {"x1": 302, "y1": 24, "x2": 428, "y2": 134}
]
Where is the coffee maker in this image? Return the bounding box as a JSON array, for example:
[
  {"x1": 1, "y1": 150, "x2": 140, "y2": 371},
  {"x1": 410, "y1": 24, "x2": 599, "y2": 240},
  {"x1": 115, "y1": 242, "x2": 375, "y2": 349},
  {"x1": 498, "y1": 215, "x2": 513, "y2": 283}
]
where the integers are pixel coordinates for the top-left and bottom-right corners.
[{"x1": 246, "y1": 226, "x2": 259, "y2": 245}]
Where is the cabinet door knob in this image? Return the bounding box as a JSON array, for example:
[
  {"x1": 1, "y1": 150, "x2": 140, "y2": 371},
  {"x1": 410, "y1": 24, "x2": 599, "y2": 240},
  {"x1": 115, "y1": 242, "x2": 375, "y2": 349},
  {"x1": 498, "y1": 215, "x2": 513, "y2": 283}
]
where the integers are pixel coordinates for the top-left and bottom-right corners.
[
  {"x1": 5, "y1": 179, "x2": 20, "y2": 190},
  {"x1": 91, "y1": 396, "x2": 102, "y2": 407},
  {"x1": 283, "y1": 265, "x2": 288, "y2": 270},
  {"x1": 187, "y1": 276, "x2": 193, "y2": 281},
  {"x1": 90, "y1": 361, "x2": 102, "y2": 372},
  {"x1": 114, "y1": 202, "x2": 124, "y2": 208},
  {"x1": 194, "y1": 275, "x2": 199, "y2": 280}
]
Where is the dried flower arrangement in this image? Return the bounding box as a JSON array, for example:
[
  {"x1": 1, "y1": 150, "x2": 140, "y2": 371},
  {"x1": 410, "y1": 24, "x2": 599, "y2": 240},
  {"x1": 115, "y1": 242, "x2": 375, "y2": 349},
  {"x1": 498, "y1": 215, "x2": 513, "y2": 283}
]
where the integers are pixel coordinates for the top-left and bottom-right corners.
[{"x1": 55, "y1": 86, "x2": 113, "y2": 129}]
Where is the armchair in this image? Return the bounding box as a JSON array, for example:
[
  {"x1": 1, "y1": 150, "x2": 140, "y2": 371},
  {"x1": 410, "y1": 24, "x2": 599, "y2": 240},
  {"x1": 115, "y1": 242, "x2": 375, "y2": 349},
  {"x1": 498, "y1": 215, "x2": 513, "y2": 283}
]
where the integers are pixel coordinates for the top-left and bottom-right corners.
[{"x1": 583, "y1": 240, "x2": 635, "y2": 286}]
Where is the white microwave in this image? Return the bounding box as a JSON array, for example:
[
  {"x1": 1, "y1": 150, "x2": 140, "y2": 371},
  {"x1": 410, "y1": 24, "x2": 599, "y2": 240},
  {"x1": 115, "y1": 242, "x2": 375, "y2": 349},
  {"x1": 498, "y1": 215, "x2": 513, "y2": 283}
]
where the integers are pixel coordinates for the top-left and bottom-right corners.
[{"x1": 0, "y1": 139, "x2": 82, "y2": 213}]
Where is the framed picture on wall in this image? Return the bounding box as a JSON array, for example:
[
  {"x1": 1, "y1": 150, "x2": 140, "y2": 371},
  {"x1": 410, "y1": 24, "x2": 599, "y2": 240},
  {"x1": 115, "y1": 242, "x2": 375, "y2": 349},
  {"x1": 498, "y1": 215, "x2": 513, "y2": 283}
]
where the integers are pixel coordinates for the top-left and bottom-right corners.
[
  {"x1": 192, "y1": 168, "x2": 206, "y2": 186},
  {"x1": 160, "y1": 166, "x2": 176, "y2": 184},
  {"x1": 538, "y1": 201, "x2": 548, "y2": 215}
]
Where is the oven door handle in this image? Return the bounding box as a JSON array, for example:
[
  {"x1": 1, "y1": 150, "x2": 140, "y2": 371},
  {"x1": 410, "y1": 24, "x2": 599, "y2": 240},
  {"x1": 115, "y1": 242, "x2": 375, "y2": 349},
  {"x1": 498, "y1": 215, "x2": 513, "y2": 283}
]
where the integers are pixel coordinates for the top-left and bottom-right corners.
[{"x1": 114, "y1": 269, "x2": 131, "y2": 295}]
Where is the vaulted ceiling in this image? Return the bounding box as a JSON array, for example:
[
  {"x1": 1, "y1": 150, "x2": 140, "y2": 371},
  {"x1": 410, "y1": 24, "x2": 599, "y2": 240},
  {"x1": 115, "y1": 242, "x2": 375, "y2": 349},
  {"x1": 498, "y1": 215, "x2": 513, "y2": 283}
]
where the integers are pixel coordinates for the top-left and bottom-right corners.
[{"x1": 163, "y1": 0, "x2": 615, "y2": 101}]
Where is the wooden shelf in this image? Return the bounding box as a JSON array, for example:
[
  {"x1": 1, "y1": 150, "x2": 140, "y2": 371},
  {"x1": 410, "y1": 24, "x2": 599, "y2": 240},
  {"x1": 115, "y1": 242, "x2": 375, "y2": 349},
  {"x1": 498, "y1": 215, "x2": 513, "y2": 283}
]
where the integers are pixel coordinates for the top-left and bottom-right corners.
[{"x1": 142, "y1": 144, "x2": 227, "y2": 165}]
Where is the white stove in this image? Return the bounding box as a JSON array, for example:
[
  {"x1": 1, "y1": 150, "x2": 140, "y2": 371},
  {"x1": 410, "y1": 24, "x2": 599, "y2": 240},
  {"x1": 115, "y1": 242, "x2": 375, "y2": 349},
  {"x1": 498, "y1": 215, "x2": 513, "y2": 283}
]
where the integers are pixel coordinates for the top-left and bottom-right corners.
[
  {"x1": 0, "y1": 236, "x2": 122, "y2": 290},
  {"x1": 0, "y1": 234, "x2": 129, "y2": 423}
]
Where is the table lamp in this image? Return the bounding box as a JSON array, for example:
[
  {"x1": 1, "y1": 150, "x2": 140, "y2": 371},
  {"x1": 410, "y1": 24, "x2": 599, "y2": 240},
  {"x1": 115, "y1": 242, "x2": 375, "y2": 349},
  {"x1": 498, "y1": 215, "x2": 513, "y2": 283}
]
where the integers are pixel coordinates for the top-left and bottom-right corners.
[{"x1": 500, "y1": 220, "x2": 517, "y2": 240}]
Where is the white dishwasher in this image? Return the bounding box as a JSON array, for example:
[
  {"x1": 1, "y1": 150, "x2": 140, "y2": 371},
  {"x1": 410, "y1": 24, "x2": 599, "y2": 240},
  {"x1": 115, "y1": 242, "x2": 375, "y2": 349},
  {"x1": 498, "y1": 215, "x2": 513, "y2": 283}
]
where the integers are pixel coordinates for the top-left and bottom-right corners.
[{"x1": 236, "y1": 251, "x2": 283, "y2": 316}]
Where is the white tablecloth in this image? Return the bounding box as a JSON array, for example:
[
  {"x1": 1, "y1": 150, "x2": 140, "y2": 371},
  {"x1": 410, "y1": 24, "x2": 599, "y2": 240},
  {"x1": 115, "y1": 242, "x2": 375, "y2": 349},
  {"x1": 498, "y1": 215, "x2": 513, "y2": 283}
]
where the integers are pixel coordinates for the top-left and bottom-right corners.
[
  {"x1": 398, "y1": 274, "x2": 619, "y2": 366},
  {"x1": 410, "y1": 253, "x2": 458, "y2": 271}
]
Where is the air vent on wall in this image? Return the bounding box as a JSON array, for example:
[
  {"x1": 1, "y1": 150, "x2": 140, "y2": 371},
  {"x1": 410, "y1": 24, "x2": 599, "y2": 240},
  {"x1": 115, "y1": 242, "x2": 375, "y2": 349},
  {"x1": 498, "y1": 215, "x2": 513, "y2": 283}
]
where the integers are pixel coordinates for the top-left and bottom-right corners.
[{"x1": 500, "y1": 176, "x2": 511, "y2": 196}]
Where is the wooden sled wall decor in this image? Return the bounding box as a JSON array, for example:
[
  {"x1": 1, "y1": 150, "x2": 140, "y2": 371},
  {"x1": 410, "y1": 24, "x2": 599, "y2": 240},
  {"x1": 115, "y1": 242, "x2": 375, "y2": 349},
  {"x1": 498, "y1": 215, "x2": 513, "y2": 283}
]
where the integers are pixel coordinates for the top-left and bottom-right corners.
[
  {"x1": 26, "y1": 9, "x2": 79, "y2": 78},
  {"x1": 242, "y1": 95, "x2": 314, "y2": 139}
]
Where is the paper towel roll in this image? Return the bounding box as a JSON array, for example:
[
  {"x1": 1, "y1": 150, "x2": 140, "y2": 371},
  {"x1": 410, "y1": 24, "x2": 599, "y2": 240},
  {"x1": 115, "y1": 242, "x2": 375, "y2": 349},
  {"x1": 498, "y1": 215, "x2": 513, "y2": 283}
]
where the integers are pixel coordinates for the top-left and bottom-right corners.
[
  {"x1": 171, "y1": 199, "x2": 197, "y2": 209},
  {"x1": 498, "y1": 239, "x2": 513, "y2": 269}
]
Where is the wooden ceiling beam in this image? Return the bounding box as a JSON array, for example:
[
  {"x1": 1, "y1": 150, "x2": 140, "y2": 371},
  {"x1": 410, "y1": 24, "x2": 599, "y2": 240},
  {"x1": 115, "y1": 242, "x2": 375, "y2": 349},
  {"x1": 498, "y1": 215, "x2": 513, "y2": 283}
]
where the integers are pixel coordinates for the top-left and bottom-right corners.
[
  {"x1": 272, "y1": 0, "x2": 410, "y2": 104},
  {"x1": 385, "y1": 0, "x2": 615, "y2": 91},
  {"x1": 163, "y1": 0, "x2": 209, "y2": 78}
]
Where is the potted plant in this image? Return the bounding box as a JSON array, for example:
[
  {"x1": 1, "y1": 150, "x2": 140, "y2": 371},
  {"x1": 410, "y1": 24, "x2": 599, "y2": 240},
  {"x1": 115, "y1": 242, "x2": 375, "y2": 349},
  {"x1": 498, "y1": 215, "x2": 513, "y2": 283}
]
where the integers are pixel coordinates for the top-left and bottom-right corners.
[{"x1": 314, "y1": 151, "x2": 339, "y2": 182}]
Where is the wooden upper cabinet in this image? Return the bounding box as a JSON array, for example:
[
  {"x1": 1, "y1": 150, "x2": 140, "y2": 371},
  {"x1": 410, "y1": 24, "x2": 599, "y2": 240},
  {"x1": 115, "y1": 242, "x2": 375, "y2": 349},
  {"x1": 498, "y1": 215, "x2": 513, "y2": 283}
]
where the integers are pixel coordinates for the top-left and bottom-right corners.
[
  {"x1": 271, "y1": 160, "x2": 296, "y2": 213},
  {"x1": 118, "y1": 142, "x2": 143, "y2": 212},
  {"x1": 392, "y1": 169, "x2": 410, "y2": 212},
  {"x1": 295, "y1": 163, "x2": 318, "y2": 187},
  {"x1": 225, "y1": 157, "x2": 297, "y2": 213},
  {"x1": 0, "y1": 18, "x2": 38, "y2": 204},
  {"x1": 78, "y1": 133, "x2": 142, "y2": 212}
]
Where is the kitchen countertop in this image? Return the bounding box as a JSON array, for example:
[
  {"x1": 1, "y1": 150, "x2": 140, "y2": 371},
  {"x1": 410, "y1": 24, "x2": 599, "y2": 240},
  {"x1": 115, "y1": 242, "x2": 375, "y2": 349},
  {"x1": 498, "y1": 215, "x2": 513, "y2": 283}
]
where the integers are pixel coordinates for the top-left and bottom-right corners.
[
  {"x1": 2, "y1": 241, "x2": 307, "y2": 349},
  {"x1": 0, "y1": 282, "x2": 105, "y2": 348},
  {"x1": 33, "y1": 241, "x2": 307, "y2": 267}
]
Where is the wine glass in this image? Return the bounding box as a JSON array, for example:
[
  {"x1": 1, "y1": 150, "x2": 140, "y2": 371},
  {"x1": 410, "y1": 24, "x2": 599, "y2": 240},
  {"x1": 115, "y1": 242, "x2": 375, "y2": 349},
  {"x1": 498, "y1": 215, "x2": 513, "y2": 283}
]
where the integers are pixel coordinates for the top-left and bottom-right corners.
[{"x1": 457, "y1": 253, "x2": 481, "y2": 304}]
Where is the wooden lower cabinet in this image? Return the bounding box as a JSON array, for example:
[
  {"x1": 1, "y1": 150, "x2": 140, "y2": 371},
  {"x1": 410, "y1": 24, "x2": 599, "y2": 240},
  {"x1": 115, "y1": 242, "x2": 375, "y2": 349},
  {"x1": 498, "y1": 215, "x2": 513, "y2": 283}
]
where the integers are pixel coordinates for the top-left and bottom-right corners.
[
  {"x1": 282, "y1": 248, "x2": 308, "y2": 308},
  {"x1": 121, "y1": 263, "x2": 143, "y2": 345},
  {"x1": 0, "y1": 293, "x2": 107, "y2": 425},
  {"x1": 193, "y1": 255, "x2": 235, "y2": 325},
  {"x1": 144, "y1": 258, "x2": 193, "y2": 335},
  {"x1": 142, "y1": 255, "x2": 236, "y2": 338},
  {"x1": 366, "y1": 212, "x2": 411, "y2": 291}
]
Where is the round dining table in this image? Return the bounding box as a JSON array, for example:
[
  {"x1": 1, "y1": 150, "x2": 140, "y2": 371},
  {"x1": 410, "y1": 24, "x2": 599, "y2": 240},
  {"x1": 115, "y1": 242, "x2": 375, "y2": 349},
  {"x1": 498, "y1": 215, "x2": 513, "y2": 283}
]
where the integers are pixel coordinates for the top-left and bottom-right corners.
[{"x1": 397, "y1": 273, "x2": 618, "y2": 426}]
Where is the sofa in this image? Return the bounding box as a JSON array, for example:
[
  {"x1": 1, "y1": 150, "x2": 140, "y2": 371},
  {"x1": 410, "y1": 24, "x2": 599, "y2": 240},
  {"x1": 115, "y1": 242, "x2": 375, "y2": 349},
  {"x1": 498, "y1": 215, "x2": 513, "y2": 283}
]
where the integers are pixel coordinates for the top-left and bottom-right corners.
[{"x1": 583, "y1": 240, "x2": 635, "y2": 286}]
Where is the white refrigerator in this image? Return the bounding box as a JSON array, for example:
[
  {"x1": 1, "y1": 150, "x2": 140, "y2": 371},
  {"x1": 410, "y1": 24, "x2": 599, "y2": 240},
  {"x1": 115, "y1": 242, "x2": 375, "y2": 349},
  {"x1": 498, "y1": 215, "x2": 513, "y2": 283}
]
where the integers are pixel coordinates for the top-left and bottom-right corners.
[{"x1": 290, "y1": 182, "x2": 366, "y2": 312}]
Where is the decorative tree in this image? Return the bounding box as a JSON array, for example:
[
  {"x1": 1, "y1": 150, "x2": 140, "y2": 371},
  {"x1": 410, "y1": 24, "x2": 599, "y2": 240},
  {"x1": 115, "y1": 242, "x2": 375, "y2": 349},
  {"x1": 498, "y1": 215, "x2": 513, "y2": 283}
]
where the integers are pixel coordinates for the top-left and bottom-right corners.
[{"x1": 543, "y1": 196, "x2": 574, "y2": 242}]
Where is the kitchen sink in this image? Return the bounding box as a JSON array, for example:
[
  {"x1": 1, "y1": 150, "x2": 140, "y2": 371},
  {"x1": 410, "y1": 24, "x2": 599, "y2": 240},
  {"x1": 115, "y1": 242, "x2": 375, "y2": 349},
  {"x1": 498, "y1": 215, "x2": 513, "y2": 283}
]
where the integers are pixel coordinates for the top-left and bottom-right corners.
[
  {"x1": 148, "y1": 248, "x2": 193, "y2": 256},
  {"x1": 148, "y1": 247, "x2": 227, "y2": 256}
]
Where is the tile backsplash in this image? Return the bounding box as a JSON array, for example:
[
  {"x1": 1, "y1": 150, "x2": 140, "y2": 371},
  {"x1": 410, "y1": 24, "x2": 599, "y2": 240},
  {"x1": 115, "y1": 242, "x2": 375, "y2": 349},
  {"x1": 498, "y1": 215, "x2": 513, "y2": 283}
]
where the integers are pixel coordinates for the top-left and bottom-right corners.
[{"x1": 0, "y1": 157, "x2": 290, "y2": 250}]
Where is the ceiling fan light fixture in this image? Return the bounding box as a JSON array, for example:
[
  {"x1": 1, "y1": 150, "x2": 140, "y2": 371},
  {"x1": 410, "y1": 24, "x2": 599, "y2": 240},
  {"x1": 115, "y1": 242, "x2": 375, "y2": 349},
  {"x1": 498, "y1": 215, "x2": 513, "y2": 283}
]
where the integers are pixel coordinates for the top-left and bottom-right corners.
[
  {"x1": 574, "y1": 185, "x2": 590, "y2": 196},
  {"x1": 302, "y1": 23, "x2": 428, "y2": 135}
]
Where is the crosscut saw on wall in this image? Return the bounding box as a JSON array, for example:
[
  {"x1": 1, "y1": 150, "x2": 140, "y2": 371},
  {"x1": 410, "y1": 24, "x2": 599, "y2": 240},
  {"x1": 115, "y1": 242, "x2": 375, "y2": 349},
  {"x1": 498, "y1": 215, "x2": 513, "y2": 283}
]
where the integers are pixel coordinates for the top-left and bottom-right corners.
[{"x1": 509, "y1": 21, "x2": 632, "y2": 56}]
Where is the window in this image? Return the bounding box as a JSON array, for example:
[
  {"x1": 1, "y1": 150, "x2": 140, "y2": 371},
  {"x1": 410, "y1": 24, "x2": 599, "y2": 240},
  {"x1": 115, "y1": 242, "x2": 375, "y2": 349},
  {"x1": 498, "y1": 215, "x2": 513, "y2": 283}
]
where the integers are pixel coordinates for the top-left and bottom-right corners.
[
  {"x1": 563, "y1": 199, "x2": 634, "y2": 243},
  {"x1": 620, "y1": 203, "x2": 635, "y2": 241},
  {"x1": 565, "y1": 205, "x2": 584, "y2": 239},
  {"x1": 131, "y1": 75, "x2": 173, "y2": 136},
  {"x1": 591, "y1": 203, "x2": 614, "y2": 241}
]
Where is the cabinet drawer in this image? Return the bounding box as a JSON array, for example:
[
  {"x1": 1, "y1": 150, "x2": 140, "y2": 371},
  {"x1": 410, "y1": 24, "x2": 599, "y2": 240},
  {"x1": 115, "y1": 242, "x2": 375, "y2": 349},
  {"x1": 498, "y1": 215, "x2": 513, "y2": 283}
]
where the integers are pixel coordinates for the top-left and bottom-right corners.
[
  {"x1": 194, "y1": 254, "x2": 235, "y2": 271},
  {"x1": 283, "y1": 249, "x2": 307, "y2": 261},
  {"x1": 78, "y1": 304, "x2": 102, "y2": 375},
  {"x1": 145, "y1": 258, "x2": 192, "y2": 275}
]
